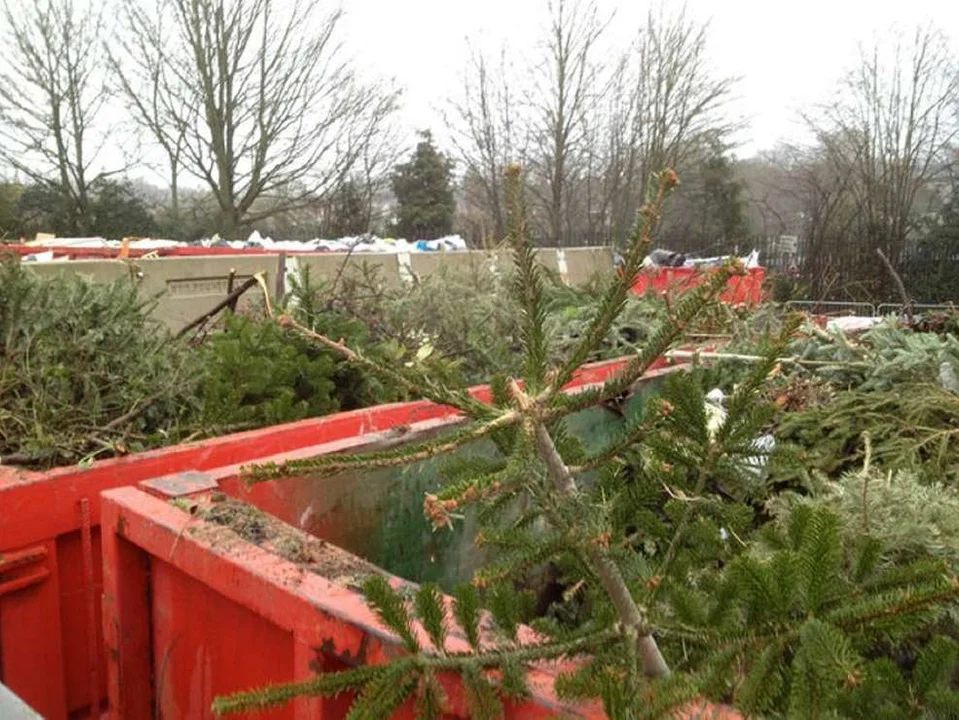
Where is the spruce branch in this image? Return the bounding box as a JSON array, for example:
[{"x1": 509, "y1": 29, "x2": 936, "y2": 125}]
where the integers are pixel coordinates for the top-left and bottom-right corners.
[
  {"x1": 510, "y1": 374, "x2": 671, "y2": 678},
  {"x1": 504, "y1": 164, "x2": 550, "y2": 392},
  {"x1": 432, "y1": 628, "x2": 620, "y2": 669},
  {"x1": 276, "y1": 313, "x2": 491, "y2": 417},
  {"x1": 211, "y1": 664, "x2": 382, "y2": 715},
  {"x1": 554, "y1": 264, "x2": 738, "y2": 417},
  {"x1": 415, "y1": 583, "x2": 450, "y2": 652},
  {"x1": 243, "y1": 411, "x2": 521, "y2": 482},
  {"x1": 453, "y1": 583, "x2": 484, "y2": 651},
  {"x1": 364, "y1": 575, "x2": 420, "y2": 653},
  {"x1": 545, "y1": 169, "x2": 680, "y2": 399},
  {"x1": 415, "y1": 670, "x2": 447, "y2": 719},
  {"x1": 344, "y1": 662, "x2": 420, "y2": 720},
  {"x1": 429, "y1": 466, "x2": 510, "y2": 503}
]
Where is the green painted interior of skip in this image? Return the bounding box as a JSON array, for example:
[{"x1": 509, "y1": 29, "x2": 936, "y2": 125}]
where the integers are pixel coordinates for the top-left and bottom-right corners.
[{"x1": 301, "y1": 376, "x2": 666, "y2": 590}]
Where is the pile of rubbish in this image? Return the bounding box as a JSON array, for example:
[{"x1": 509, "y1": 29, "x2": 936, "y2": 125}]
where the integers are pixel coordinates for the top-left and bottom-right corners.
[
  {"x1": 17, "y1": 231, "x2": 469, "y2": 261},
  {"x1": 210, "y1": 231, "x2": 468, "y2": 254},
  {"x1": 639, "y1": 247, "x2": 762, "y2": 269}
]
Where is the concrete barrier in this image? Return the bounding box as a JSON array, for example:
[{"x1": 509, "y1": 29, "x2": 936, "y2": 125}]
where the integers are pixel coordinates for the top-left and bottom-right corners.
[
  {"x1": 296, "y1": 252, "x2": 403, "y2": 289},
  {"x1": 21, "y1": 248, "x2": 614, "y2": 331},
  {"x1": 136, "y1": 255, "x2": 277, "y2": 330},
  {"x1": 408, "y1": 248, "x2": 512, "y2": 280},
  {"x1": 26, "y1": 259, "x2": 131, "y2": 284},
  {"x1": 563, "y1": 247, "x2": 615, "y2": 285}
]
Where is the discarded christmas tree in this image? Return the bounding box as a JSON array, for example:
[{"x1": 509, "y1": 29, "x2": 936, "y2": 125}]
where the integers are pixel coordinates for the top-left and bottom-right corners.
[{"x1": 212, "y1": 167, "x2": 959, "y2": 719}]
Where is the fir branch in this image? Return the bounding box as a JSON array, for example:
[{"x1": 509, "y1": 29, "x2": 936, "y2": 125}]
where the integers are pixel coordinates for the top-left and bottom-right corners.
[
  {"x1": 653, "y1": 618, "x2": 797, "y2": 650},
  {"x1": 654, "y1": 565, "x2": 959, "y2": 661},
  {"x1": 645, "y1": 319, "x2": 801, "y2": 605},
  {"x1": 553, "y1": 265, "x2": 737, "y2": 417},
  {"x1": 826, "y1": 580, "x2": 959, "y2": 634},
  {"x1": 913, "y1": 635, "x2": 959, "y2": 697},
  {"x1": 646, "y1": 461, "x2": 713, "y2": 606},
  {"x1": 415, "y1": 583, "x2": 450, "y2": 653},
  {"x1": 504, "y1": 164, "x2": 550, "y2": 392},
  {"x1": 473, "y1": 537, "x2": 568, "y2": 590},
  {"x1": 531, "y1": 412, "x2": 670, "y2": 678},
  {"x1": 364, "y1": 575, "x2": 420, "y2": 653},
  {"x1": 665, "y1": 349, "x2": 871, "y2": 370},
  {"x1": 570, "y1": 413, "x2": 659, "y2": 473},
  {"x1": 243, "y1": 411, "x2": 520, "y2": 482},
  {"x1": 211, "y1": 664, "x2": 382, "y2": 715},
  {"x1": 486, "y1": 584, "x2": 523, "y2": 641},
  {"x1": 716, "y1": 314, "x2": 801, "y2": 448},
  {"x1": 277, "y1": 313, "x2": 491, "y2": 417},
  {"x1": 545, "y1": 169, "x2": 680, "y2": 398}
]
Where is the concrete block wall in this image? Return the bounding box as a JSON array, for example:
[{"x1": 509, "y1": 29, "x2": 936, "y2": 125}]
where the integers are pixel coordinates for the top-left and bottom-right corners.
[
  {"x1": 563, "y1": 247, "x2": 615, "y2": 285},
  {"x1": 296, "y1": 252, "x2": 403, "y2": 288},
  {"x1": 23, "y1": 247, "x2": 613, "y2": 331},
  {"x1": 138, "y1": 255, "x2": 277, "y2": 329},
  {"x1": 27, "y1": 259, "x2": 131, "y2": 284}
]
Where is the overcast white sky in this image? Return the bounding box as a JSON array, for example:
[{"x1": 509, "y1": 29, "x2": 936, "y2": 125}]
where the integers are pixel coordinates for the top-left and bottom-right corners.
[
  {"x1": 6, "y1": 0, "x2": 956, "y2": 186},
  {"x1": 339, "y1": 0, "x2": 959, "y2": 157}
]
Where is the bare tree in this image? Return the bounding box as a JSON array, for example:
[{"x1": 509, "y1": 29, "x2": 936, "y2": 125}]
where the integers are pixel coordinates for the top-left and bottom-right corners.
[
  {"x1": 446, "y1": 3, "x2": 733, "y2": 249},
  {"x1": 114, "y1": 0, "x2": 398, "y2": 235},
  {"x1": 600, "y1": 8, "x2": 736, "y2": 247},
  {"x1": 802, "y1": 26, "x2": 959, "y2": 298},
  {"x1": 446, "y1": 45, "x2": 526, "y2": 244},
  {"x1": 108, "y1": 0, "x2": 192, "y2": 226},
  {"x1": 528, "y1": 0, "x2": 606, "y2": 246},
  {"x1": 355, "y1": 122, "x2": 406, "y2": 235},
  {"x1": 0, "y1": 0, "x2": 116, "y2": 235}
]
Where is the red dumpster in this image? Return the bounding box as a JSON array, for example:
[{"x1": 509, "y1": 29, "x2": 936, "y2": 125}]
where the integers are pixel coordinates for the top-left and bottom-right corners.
[
  {"x1": 1, "y1": 356, "x2": 707, "y2": 719},
  {"x1": 632, "y1": 266, "x2": 766, "y2": 305}
]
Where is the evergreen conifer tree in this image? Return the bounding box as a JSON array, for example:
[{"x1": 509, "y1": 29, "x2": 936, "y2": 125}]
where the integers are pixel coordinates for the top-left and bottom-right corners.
[
  {"x1": 391, "y1": 130, "x2": 456, "y2": 240},
  {"x1": 321, "y1": 179, "x2": 369, "y2": 238},
  {"x1": 903, "y1": 184, "x2": 959, "y2": 303},
  {"x1": 213, "y1": 167, "x2": 959, "y2": 720}
]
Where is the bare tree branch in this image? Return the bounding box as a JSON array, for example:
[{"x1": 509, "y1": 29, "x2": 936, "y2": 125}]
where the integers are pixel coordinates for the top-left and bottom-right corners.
[
  {"x1": 113, "y1": 0, "x2": 399, "y2": 235},
  {"x1": 799, "y1": 26, "x2": 959, "y2": 298},
  {"x1": 446, "y1": 4, "x2": 735, "y2": 249},
  {"x1": 0, "y1": 0, "x2": 118, "y2": 234}
]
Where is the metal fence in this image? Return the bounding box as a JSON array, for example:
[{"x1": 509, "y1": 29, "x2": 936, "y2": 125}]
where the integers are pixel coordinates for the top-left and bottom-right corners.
[
  {"x1": 876, "y1": 303, "x2": 958, "y2": 316},
  {"x1": 784, "y1": 300, "x2": 958, "y2": 317},
  {"x1": 784, "y1": 300, "x2": 877, "y2": 317}
]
